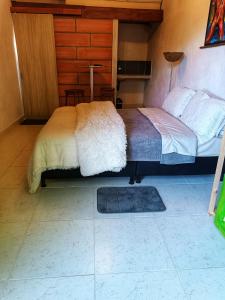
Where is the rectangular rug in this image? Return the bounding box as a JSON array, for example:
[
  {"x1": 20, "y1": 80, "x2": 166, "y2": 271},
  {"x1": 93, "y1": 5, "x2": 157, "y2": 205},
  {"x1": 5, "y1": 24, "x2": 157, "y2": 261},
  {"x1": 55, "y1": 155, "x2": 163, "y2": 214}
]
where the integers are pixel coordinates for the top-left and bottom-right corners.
[
  {"x1": 97, "y1": 186, "x2": 166, "y2": 214},
  {"x1": 20, "y1": 119, "x2": 48, "y2": 125}
]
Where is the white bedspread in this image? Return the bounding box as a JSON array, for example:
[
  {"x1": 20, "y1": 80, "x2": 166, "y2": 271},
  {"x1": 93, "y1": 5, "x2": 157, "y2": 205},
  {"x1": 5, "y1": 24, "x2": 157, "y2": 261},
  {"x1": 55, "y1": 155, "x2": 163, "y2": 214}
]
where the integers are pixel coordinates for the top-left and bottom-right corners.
[
  {"x1": 76, "y1": 101, "x2": 127, "y2": 176},
  {"x1": 28, "y1": 102, "x2": 127, "y2": 193},
  {"x1": 139, "y1": 108, "x2": 197, "y2": 157}
]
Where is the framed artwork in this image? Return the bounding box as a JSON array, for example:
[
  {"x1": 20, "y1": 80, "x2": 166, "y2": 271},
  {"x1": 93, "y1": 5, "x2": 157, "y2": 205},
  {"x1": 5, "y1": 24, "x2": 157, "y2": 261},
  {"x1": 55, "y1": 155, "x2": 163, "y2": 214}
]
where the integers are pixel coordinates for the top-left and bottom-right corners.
[{"x1": 204, "y1": 0, "x2": 225, "y2": 47}]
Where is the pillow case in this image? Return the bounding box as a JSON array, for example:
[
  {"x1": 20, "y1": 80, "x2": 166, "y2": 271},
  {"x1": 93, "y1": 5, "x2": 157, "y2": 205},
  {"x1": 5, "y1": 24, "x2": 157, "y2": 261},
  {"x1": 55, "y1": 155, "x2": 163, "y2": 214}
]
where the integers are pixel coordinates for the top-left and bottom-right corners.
[
  {"x1": 162, "y1": 87, "x2": 196, "y2": 118},
  {"x1": 181, "y1": 92, "x2": 225, "y2": 138},
  {"x1": 217, "y1": 118, "x2": 225, "y2": 137},
  {"x1": 218, "y1": 129, "x2": 224, "y2": 138}
]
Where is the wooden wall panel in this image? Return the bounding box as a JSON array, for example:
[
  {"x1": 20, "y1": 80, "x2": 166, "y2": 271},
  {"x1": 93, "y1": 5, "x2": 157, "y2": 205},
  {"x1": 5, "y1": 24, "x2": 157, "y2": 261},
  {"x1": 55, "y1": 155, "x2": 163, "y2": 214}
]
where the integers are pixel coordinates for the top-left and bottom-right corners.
[
  {"x1": 58, "y1": 73, "x2": 78, "y2": 84},
  {"x1": 57, "y1": 60, "x2": 92, "y2": 73},
  {"x1": 56, "y1": 47, "x2": 77, "y2": 59},
  {"x1": 78, "y1": 73, "x2": 112, "y2": 84},
  {"x1": 13, "y1": 13, "x2": 59, "y2": 118},
  {"x1": 90, "y1": 60, "x2": 112, "y2": 72},
  {"x1": 76, "y1": 18, "x2": 113, "y2": 33},
  {"x1": 54, "y1": 16, "x2": 113, "y2": 105},
  {"x1": 77, "y1": 48, "x2": 112, "y2": 60},
  {"x1": 53, "y1": 16, "x2": 75, "y2": 32},
  {"x1": 91, "y1": 34, "x2": 112, "y2": 47},
  {"x1": 55, "y1": 32, "x2": 90, "y2": 46}
]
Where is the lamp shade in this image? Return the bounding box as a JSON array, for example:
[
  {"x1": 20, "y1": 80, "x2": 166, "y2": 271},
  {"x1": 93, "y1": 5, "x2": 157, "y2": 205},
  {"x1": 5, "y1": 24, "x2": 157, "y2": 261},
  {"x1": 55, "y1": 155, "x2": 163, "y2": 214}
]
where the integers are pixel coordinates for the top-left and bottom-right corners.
[{"x1": 163, "y1": 52, "x2": 184, "y2": 62}]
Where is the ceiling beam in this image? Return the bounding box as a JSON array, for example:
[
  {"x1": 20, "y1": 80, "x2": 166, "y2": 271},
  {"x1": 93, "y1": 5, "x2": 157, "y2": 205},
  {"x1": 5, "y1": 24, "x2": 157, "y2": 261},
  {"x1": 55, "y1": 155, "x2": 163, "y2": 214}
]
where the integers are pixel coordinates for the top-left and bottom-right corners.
[
  {"x1": 11, "y1": 2, "x2": 163, "y2": 23},
  {"x1": 66, "y1": 0, "x2": 161, "y2": 10},
  {"x1": 12, "y1": 0, "x2": 65, "y2": 4},
  {"x1": 82, "y1": 6, "x2": 163, "y2": 22},
  {"x1": 11, "y1": 2, "x2": 82, "y2": 15}
]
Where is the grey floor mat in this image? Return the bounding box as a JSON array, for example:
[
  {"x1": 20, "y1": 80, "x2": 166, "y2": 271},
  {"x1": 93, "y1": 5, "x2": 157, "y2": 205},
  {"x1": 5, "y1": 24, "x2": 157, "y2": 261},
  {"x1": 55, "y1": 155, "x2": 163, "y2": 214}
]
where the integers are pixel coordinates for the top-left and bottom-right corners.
[{"x1": 97, "y1": 186, "x2": 166, "y2": 214}]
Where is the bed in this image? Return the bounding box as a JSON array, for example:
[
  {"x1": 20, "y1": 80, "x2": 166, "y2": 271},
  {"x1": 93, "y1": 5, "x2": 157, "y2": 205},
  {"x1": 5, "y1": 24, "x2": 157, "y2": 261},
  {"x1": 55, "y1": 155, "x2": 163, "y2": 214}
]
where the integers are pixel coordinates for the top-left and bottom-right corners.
[{"x1": 28, "y1": 87, "x2": 225, "y2": 193}]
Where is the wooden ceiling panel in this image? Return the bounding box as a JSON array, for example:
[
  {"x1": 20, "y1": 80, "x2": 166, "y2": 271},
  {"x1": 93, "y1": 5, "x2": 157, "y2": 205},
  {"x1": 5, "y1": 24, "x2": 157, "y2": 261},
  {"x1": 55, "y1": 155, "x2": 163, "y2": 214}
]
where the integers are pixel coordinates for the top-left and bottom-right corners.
[
  {"x1": 66, "y1": 0, "x2": 161, "y2": 9},
  {"x1": 12, "y1": 0, "x2": 65, "y2": 3},
  {"x1": 11, "y1": 1, "x2": 163, "y2": 23}
]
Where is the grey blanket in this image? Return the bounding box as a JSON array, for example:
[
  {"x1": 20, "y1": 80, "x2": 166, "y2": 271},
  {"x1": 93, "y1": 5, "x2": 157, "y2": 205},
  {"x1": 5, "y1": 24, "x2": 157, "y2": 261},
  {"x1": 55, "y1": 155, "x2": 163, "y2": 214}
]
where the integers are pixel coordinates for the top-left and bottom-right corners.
[{"x1": 118, "y1": 109, "x2": 195, "y2": 165}]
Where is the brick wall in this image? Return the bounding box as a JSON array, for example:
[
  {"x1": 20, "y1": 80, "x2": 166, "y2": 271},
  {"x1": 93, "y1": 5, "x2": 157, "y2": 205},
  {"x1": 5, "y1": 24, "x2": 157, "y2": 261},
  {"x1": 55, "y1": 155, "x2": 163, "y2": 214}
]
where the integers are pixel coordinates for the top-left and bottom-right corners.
[{"x1": 54, "y1": 17, "x2": 113, "y2": 105}]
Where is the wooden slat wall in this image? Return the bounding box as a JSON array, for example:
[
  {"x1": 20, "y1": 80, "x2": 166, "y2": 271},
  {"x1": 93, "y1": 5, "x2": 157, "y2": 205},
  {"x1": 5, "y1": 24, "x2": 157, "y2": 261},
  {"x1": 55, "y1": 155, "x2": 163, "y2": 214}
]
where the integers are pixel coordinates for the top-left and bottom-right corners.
[
  {"x1": 13, "y1": 13, "x2": 59, "y2": 118},
  {"x1": 54, "y1": 16, "x2": 113, "y2": 105}
]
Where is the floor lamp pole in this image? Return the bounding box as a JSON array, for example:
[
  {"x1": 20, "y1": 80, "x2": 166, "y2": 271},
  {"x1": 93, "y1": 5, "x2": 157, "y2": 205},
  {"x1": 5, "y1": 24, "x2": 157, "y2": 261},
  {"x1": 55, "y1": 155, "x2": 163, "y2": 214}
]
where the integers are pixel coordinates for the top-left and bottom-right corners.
[
  {"x1": 169, "y1": 63, "x2": 173, "y2": 92},
  {"x1": 88, "y1": 65, "x2": 102, "y2": 102},
  {"x1": 163, "y1": 52, "x2": 184, "y2": 93},
  {"x1": 90, "y1": 66, "x2": 94, "y2": 101}
]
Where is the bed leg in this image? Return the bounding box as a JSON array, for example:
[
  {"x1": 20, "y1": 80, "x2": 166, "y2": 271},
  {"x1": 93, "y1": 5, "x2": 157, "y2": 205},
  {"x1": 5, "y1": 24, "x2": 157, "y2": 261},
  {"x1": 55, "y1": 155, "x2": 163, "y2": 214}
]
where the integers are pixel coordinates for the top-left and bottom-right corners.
[
  {"x1": 136, "y1": 175, "x2": 142, "y2": 184},
  {"x1": 129, "y1": 176, "x2": 135, "y2": 185},
  {"x1": 134, "y1": 162, "x2": 142, "y2": 183},
  {"x1": 41, "y1": 174, "x2": 46, "y2": 187},
  {"x1": 129, "y1": 162, "x2": 138, "y2": 185}
]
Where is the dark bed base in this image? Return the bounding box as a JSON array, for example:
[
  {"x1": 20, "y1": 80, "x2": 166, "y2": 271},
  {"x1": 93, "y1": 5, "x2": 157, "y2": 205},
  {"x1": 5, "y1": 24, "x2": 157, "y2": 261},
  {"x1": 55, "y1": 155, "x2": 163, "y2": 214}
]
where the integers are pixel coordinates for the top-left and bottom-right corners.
[{"x1": 41, "y1": 157, "x2": 224, "y2": 187}]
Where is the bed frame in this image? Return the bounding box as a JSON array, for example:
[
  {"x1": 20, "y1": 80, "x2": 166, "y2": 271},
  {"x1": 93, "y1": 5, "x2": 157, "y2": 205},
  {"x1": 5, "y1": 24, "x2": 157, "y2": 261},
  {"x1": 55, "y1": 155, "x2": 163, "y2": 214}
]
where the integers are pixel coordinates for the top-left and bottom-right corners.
[{"x1": 41, "y1": 157, "x2": 224, "y2": 187}]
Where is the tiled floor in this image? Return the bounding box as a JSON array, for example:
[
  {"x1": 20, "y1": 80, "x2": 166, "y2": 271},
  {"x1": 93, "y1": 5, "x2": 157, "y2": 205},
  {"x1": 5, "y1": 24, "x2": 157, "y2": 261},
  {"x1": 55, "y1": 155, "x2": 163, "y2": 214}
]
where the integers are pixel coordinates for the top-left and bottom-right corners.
[{"x1": 0, "y1": 125, "x2": 225, "y2": 300}]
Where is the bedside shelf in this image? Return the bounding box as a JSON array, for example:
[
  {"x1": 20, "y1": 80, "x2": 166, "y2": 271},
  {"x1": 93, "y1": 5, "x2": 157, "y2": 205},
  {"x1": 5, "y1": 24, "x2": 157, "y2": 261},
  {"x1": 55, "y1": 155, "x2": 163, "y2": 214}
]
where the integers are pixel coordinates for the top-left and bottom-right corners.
[{"x1": 117, "y1": 75, "x2": 151, "y2": 80}]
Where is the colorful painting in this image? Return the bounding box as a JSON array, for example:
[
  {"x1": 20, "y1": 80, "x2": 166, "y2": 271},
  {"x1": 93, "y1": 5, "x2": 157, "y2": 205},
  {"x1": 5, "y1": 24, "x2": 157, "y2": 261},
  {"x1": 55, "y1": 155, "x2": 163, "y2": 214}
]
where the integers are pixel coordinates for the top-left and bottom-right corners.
[{"x1": 205, "y1": 0, "x2": 225, "y2": 46}]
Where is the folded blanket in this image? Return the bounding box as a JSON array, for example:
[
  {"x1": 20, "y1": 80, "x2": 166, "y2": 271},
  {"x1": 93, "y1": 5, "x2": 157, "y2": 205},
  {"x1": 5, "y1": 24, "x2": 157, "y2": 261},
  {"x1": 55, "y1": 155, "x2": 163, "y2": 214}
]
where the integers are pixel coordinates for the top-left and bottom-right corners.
[
  {"x1": 139, "y1": 108, "x2": 197, "y2": 157},
  {"x1": 28, "y1": 102, "x2": 127, "y2": 193},
  {"x1": 76, "y1": 101, "x2": 127, "y2": 176}
]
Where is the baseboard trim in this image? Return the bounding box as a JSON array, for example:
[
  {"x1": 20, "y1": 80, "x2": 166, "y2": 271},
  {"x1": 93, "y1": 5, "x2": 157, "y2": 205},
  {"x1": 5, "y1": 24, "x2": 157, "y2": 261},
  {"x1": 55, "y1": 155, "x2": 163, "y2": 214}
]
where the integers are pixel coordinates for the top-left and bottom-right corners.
[{"x1": 0, "y1": 114, "x2": 24, "y2": 135}]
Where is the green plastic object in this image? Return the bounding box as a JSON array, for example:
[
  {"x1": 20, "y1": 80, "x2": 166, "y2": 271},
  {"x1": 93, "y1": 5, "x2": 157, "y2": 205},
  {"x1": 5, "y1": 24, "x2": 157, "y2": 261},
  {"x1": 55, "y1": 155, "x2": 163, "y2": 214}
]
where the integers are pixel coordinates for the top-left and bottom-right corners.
[{"x1": 215, "y1": 175, "x2": 225, "y2": 238}]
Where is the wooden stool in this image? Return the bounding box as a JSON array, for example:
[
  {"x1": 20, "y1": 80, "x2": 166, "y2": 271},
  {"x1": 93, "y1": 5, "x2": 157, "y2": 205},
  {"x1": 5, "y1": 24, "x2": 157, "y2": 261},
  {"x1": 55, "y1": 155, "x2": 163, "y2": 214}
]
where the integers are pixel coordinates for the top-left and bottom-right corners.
[
  {"x1": 100, "y1": 87, "x2": 115, "y2": 102},
  {"x1": 65, "y1": 89, "x2": 85, "y2": 106}
]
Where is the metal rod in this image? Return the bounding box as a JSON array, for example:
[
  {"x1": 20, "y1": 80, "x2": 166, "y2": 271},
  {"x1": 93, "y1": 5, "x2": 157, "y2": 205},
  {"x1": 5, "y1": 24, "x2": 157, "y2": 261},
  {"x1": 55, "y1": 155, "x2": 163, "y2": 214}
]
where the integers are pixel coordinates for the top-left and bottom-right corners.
[
  {"x1": 169, "y1": 63, "x2": 173, "y2": 92},
  {"x1": 88, "y1": 64, "x2": 103, "y2": 102},
  {"x1": 90, "y1": 66, "x2": 94, "y2": 101}
]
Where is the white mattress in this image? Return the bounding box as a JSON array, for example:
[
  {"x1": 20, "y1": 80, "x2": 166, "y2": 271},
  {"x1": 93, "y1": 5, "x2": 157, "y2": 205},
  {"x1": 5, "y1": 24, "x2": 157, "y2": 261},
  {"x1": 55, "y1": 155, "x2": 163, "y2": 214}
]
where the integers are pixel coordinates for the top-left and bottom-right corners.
[{"x1": 197, "y1": 136, "x2": 222, "y2": 157}]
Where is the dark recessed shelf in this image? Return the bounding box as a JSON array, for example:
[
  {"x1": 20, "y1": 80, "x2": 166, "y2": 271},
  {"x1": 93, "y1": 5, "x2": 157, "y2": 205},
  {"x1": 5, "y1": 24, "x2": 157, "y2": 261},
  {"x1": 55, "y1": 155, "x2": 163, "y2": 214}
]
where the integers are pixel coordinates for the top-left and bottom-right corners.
[{"x1": 117, "y1": 75, "x2": 151, "y2": 80}]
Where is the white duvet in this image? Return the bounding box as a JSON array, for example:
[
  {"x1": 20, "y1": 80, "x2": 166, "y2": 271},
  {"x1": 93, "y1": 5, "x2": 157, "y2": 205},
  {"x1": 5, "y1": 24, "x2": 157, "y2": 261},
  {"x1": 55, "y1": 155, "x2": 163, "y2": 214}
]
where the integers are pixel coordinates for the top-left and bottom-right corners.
[{"x1": 28, "y1": 102, "x2": 127, "y2": 193}]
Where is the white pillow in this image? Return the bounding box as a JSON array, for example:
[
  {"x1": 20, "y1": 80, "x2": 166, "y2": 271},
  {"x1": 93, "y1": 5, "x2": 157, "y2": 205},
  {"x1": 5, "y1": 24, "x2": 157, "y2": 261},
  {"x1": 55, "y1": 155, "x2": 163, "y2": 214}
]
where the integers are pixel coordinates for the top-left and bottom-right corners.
[
  {"x1": 216, "y1": 117, "x2": 225, "y2": 137},
  {"x1": 162, "y1": 87, "x2": 196, "y2": 118},
  {"x1": 180, "y1": 91, "x2": 209, "y2": 128},
  {"x1": 218, "y1": 128, "x2": 224, "y2": 138},
  {"x1": 181, "y1": 93, "x2": 225, "y2": 138}
]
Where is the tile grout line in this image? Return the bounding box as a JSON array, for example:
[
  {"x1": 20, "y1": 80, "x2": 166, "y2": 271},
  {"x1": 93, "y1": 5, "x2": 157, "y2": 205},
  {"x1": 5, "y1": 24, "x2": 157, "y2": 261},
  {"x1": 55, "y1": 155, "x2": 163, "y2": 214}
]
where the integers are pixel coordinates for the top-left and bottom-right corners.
[
  {"x1": 93, "y1": 192, "x2": 97, "y2": 300},
  {"x1": 7, "y1": 190, "x2": 41, "y2": 281},
  {"x1": 0, "y1": 212, "x2": 211, "y2": 224},
  {"x1": 154, "y1": 217, "x2": 189, "y2": 298},
  {"x1": 3, "y1": 265, "x2": 225, "y2": 282}
]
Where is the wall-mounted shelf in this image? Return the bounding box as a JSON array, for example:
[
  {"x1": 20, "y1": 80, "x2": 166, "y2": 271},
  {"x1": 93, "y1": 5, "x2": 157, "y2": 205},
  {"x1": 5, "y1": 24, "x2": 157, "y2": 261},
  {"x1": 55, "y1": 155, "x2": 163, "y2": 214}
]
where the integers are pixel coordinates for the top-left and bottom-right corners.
[{"x1": 117, "y1": 75, "x2": 151, "y2": 80}]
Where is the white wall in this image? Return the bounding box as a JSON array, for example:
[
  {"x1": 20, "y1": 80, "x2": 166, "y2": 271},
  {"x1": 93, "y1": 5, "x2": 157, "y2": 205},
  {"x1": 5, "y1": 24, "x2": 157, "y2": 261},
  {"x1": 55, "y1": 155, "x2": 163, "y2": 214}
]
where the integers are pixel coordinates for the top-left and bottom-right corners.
[
  {"x1": 0, "y1": 0, "x2": 23, "y2": 132},
  {"x1": 144, "y1": 0, "x2": 225, "y2": 107}
]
